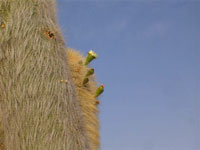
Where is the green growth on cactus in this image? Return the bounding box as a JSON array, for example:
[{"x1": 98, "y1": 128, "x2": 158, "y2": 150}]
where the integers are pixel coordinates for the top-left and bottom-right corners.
[
  {"x1": 82, "y1": 77, "x2": 89, "y2": 86},
  {"x1": 95, "y1": 84, "x2": 104, "y2": 98},
  {"x1": 84, "y1": 50, "x2": 98, "y2": 66},
  {"x1": 85, "y1": 68, "x2": 94, "y2": 77}
]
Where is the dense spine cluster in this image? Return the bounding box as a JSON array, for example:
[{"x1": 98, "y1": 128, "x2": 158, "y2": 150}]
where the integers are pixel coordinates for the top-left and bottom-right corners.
[{"x1": 66, "y1": 49, "x2": 100, "y2": 150}]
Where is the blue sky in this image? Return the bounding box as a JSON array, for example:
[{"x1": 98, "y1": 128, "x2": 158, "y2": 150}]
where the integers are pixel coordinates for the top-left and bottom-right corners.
[{"x1": 57, "y1": 1, "x2": 200, "y2": 150}]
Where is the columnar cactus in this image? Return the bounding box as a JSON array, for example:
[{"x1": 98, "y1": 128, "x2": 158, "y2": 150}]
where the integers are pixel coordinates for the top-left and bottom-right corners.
[{"x1": 0, "y1": 1, "x2": 92, "y2": 150}]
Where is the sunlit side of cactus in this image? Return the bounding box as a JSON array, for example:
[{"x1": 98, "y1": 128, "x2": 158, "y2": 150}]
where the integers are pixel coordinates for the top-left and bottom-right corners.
[{"x1": 66, "y1": 48, "x2": 100, "y2": 150}]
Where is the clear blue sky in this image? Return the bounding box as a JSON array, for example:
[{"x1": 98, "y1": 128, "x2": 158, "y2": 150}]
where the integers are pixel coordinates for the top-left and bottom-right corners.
[{"x1": 57, "y1": 1, "x2": 200, "y2": 150}]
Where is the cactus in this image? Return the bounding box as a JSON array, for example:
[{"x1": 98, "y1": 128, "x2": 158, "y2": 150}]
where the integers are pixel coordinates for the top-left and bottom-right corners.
[
  {"x1": 0, "y1": 121, "x2": 5, "y2": 150},
  {"x1": 84, "y1": 50, "x2": 98, "y2": 66},
  {"x1": 95, "y1": 84, "x2": 104, "y2": 98},
  {"x1": 0, "y1": 1, "x2": 90, "y2": 150},
  {"x1": 66, "y1": 48, "x2": 100, "y2": 150}
]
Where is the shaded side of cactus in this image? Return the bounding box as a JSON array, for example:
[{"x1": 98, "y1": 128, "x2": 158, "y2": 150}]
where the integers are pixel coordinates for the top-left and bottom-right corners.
[
  {"x1": 0, "y1": 1, "x2": 89, "y2": 150},
  {"x1": 66, "y1": 48, "x2": 100, "y2": 150}
]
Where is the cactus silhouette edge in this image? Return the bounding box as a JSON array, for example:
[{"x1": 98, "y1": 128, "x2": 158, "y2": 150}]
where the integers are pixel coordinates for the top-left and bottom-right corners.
[{"x1": 0, "y1": 0, "x2": 103, "y2": 150}]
